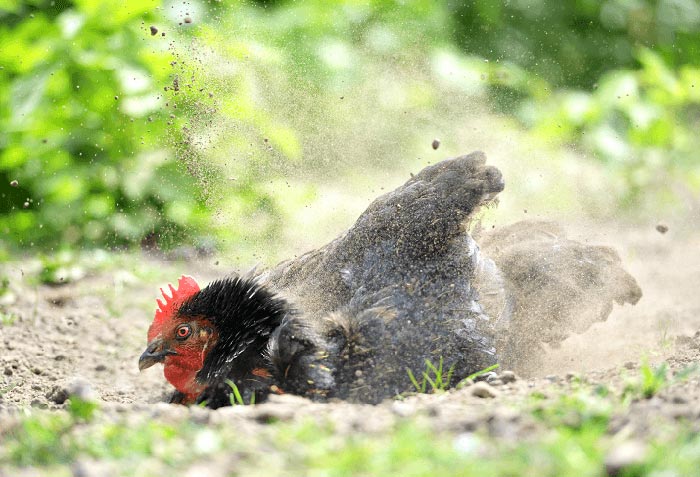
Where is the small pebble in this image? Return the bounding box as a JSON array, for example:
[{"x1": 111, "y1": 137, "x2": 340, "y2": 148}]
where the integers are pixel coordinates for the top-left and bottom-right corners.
[
  {"x1": 150, "y1": 26, "x2": 158, "y2": 36},
  {"x1": 431, "y1": 139, "x2": 440, "y2": 150},
  {"x1": 10, "y1": 180, "x2": 18, "y2": 187},
  {"x1": 655, "y1": 224, "x2": 668, "y2": 234},
  {"x1": 605, "y1": 441, "x2": 647, "y2": 476},
  {"x1": 500, "y1": 370, "x2": 517, "y2": 384},
  {"x1": 471, "y1": 381, "x2": 498, "y2": 398},
  {"x1": 475, "y1": 371, "x2": 497, "y2": 382}
]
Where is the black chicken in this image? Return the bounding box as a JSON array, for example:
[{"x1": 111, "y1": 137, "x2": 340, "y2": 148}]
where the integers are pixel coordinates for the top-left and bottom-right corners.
[{"x1": 139, "y1": 152, "x2": 642, "y2": 407}]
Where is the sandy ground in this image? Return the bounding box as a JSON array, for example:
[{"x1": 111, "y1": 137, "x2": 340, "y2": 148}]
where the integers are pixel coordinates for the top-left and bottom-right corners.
[{"x1": 0, "y1": 221, "x2": 698, "y2": 412}]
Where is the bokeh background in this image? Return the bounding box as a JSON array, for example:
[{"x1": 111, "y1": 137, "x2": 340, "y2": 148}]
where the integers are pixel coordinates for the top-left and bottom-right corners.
[{"x1": 2, "y1": 0, "x2": 699, "y2": 267}]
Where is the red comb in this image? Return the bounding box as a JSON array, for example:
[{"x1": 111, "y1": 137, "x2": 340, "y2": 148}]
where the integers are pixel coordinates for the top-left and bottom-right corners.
[{"x1": 147, "y1": 275, "x2": 200, "y2": 341}]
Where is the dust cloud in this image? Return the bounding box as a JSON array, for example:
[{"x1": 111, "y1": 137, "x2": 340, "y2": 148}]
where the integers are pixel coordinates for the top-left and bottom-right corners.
[{"x1": 154, "y1": 5, "x2": 699, "y2": 380}]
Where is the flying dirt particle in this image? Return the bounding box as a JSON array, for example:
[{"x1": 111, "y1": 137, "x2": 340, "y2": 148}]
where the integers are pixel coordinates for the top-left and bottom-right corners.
[
  {"x1": 431, "y1": 139, "x2": 440, "y2": 150},
  {"x1": 161, "y1": 32, "x2": 166, "y2": 37},
  {"x1": 114, "y1": 95, "x2": 118, "y2": 100},
  {"x1": 42, "y1": 138, "x2": 47, "y2": 143},
  {"x1": 150, "y1": 26, "x2": 158, "y2": 36},
  {"x1": 656, "y1": 223, "x2": 669, "y2": 234},
  {"x1": 340, "y1": 96, "x2": 344, "y2": 100},
  {"x1": 264, "y1": 138, "x2": 269, "y2": 143},
  {"x1": 173, "y1": 77, "x2": 180, "y2": 92},
  {"x1": 23, "y1": 202, "x2": 29, "y2": 208},
  {"x1": 184, "y1": 16, "x2": 192, "y2": 24},
  {"x1": 10, "y1": 180, "x2": 18, "y2": 187},
  {"x1": 208, "y1": 92, "x2": 213, "y2": 98},
  {"x1": 524, "y1": 209, "x2": 528, "y2": 214}
]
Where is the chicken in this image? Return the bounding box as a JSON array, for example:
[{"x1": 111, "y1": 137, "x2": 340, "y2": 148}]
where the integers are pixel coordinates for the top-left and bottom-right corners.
[{"x1": 139, "y1": 151, "x2": 641, "y2": 407}]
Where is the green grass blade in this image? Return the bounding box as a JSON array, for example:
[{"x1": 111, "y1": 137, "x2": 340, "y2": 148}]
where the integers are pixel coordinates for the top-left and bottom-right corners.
[{"x1": 466, "y1": 363, "x2": 500, "y2": 381}]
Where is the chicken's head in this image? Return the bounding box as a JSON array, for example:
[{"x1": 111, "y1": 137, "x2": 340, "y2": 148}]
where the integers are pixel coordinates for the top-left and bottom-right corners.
[{"x1": 139, "y1": 275, "x2": 214, "y2": 402}]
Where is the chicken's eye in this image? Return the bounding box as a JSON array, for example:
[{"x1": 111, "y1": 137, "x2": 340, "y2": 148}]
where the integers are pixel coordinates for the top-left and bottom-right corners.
[{"x1": 176, "y1": 324, "x2": 192, "y2": 340}]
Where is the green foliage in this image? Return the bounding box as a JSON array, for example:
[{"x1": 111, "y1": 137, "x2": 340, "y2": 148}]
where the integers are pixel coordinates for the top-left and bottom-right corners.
[
  {"x1": 406, "y1": 357, "x2": 456, "y2": 394},
  {"x1": 5, "y1": 412, "x2": 74, "y2": 466},
  {"x1": 532, "y1": 390, "x2": 612, "y2": 432},
  {"x1": 524, "y1": 49, "x2": 700, "y2": 207},
  {"x1": 2, "y1": 0, "x2": 698, "y2": 255},
  {"x1": 463, "y1": 363, "x2": 500, "y2": 382},
  {"x1": 623, "y1": 360, "x2": 669, "y2": 400},
  {"x1": 0, "y1": 0, "x2": 208, "y2": 252},
  {"x1": 3, "y1": 411, "x2": 184, "y2": 468},
  {"x1": 450, "y1": 0, "x2": 700, "y2": 89},
  {"x1": 0, "y1": 311, "x2": 18, "y2": 326},
  {"x1": 67, "y1": 396, "x2": 98, "y2": 422},
  {"x1": 623, "y1": 361, "x2": 698, "y2": 401}
]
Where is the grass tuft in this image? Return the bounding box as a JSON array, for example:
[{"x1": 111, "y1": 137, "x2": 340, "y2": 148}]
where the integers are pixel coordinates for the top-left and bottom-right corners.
[
  {"x1": 406, "y1": 357, "x2": 457, "y2": 394},
  {"x1": 225, "y1": 379, "x2": 255, "y2": 406}
]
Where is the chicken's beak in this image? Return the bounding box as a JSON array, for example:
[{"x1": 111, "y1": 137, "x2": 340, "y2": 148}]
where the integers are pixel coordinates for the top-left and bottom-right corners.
[{"x1": 138, "y1": 338, "x2": 176, "y2": 371}]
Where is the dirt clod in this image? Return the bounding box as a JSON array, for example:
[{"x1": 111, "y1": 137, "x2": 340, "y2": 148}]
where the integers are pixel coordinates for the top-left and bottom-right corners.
[
  {"x1": 9, "y1": 180, "x2": 18, "y2": 187},
  {"x1": 184, "y1": 16, "x2": 192, "y2": 24},
  {"x1": 431, "y1": 139, "x2": 440, "y2": 150},
  {"x1": 150, "y1": 26, "x2": 158, "y2": 36},
  {"x1": 47, "y1": 385, "x2": 69, "y2": 404},
  {"x1": 656, "y1": 224, "x2": 669, "y2": 234}
]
